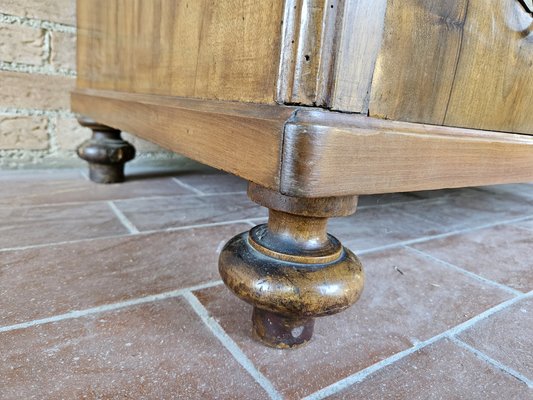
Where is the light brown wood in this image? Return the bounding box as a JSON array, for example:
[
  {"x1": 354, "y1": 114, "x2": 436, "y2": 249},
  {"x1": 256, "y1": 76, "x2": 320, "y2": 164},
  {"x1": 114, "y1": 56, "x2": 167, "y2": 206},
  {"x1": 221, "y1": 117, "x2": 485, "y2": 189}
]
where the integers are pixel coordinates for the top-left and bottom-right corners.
[
  {"x1": 72, "y1": 89, "x2": 533, "y2": 198},
  {"x1": 368, "y1": 0, "x2": 533, "y2": 135},
  {"x1": 277, "y1": 0, "x2": 343, "y2": 106},
  {"x1": 76, "y1": 0, "x2": 285, "y2": 103},
  {"x1": 280, "y1": 109, "x2": 533, "y2": 197},
  {"x1": 369, "y1": 0, "x2": 469, "y2": 125},
  {"x1": 71, "y1": 89, "x2": 296, "y2": 190},
  {"x1": 328, "y1": 0, "x2": 388, "y2": 113},
  {"x1": 444, "y1": 0, "x2": 533, "y2": 133}
]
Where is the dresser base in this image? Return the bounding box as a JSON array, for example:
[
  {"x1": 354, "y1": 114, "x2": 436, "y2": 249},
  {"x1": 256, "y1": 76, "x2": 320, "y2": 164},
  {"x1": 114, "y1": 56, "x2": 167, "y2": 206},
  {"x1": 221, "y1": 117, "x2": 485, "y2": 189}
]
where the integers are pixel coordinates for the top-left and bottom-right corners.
[
  {"x1": 71, "y1": 89, "x2": 533, "y2": 348},
  {"x1": 72, "y1": 89, "x2": 533, "y2": 196}
]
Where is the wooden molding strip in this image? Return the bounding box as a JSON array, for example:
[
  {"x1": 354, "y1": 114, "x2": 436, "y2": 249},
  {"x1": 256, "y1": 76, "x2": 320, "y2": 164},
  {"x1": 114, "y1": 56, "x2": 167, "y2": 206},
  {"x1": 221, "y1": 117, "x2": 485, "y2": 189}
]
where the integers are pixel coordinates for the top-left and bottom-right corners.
[
  {"x1": 72, "y1": 89, "x2": 533, "y2": 198},
  {"x1": 280, "y1": 109, "x2": 533, "y2": 197},
  {"x1": 71, "y1": 89, "x2": 296, "y2": 191},
  {"x1": 276, "y1": 0, "x2": 344, "y2": 106}
]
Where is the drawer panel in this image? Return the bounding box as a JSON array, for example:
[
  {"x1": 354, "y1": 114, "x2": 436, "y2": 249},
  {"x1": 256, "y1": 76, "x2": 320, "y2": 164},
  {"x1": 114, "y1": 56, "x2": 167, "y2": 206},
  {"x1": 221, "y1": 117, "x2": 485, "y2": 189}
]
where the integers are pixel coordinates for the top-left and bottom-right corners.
[{"x1": 367, "y1": 0, "x2": 533, "y2": 135}]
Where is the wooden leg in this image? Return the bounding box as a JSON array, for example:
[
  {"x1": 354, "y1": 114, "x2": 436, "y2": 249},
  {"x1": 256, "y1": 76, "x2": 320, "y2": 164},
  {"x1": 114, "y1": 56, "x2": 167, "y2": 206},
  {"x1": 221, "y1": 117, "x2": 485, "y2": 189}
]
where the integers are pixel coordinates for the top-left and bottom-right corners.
[
  {"x1": 76, "y1": 116, "x2": 135, "y2": 184},
  {"x1": 219, "y1": 183, "x2": 364, "y2": 348}
]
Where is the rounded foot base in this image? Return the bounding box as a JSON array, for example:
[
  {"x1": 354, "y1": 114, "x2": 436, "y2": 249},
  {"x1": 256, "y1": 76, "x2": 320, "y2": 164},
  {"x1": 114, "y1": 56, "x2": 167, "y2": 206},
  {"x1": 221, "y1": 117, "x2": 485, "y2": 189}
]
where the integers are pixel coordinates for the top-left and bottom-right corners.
[
  {"x1": 252, "y1": 307, "x2": 314, "y2": 349},
  {"x1": 88, "y1": 163, "x2": 125, "y2": 184}
]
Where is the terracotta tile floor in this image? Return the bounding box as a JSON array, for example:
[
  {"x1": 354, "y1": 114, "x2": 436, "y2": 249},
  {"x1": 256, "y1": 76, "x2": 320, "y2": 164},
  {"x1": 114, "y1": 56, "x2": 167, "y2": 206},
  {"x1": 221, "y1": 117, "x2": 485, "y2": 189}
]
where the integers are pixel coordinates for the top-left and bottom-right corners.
[{"x1": 0, "y1": 168, "x2": 532, "y2": 399}]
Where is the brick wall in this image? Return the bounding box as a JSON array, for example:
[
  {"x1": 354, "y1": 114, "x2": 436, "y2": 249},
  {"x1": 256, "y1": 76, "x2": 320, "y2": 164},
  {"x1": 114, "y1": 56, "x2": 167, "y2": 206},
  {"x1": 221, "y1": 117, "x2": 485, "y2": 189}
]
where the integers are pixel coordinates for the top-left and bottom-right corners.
[{"x1": 0, "y1": 1, "x2": 176, "y2": 169}]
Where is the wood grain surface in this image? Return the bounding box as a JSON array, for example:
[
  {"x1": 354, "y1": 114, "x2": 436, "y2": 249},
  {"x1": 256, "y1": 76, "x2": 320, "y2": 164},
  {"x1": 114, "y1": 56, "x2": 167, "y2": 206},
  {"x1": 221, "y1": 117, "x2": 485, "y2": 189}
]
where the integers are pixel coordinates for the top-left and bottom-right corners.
[
  {"x1": 369, "y1": 0, "x2": 469, "y2": 125},
  {"x1": 444, "y1": 0, "x2": 533, "y2": 133},
  {"x1": 72, "y1": 89, "x2": 533, "y2": 197},
  {"x1": 328, "y1": 0, "x2": 388, "y2": 113},
  {"x1": 368, "y1": 0, "x2": 533, "y2": 134},
  {"x1": 281, "y1": 109, "x2": 533, "y2": 197},
  {"x1": 77, "y1": 0, "x2": 285, "y2": 103},
  {"x1": 72, "y1": 89, "x2": 296, "y2": 190}
]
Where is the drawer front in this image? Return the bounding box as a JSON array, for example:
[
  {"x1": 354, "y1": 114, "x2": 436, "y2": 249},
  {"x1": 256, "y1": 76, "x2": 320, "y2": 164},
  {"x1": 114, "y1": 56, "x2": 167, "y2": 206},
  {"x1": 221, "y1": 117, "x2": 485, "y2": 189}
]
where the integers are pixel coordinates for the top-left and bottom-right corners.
[{"x1": 366, "y1": 0, "x2": 533, "y2": 135}]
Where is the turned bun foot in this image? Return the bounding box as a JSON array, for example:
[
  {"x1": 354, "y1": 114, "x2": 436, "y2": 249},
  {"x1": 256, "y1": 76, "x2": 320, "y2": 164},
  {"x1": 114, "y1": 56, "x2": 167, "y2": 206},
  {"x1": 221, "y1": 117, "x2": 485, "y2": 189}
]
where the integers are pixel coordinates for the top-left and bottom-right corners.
[
  {"x1": 219, "y1": 183, "x2": 364, "y2": 349},
  {"x1": 76, "y1": 116, "x2": 135, "y2": 184}
]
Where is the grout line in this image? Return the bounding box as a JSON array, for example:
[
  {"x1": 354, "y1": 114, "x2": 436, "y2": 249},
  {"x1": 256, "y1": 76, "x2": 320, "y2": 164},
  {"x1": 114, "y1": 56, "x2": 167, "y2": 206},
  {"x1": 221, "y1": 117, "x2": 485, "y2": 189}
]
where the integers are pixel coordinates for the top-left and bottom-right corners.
[
  {"x1": 0, "y1": 210, "x2": 528, "y2": 259},
  {"x1": 449, "y1": 337, "x2": 533, "y2": 389},
  {"x1": 354, "y1": 214, "x2": 533, "y2": 256},
  {"x1": 0, "y1": 60, "x2": 76, "y2": 77},
  {"x1": 303, "y1": 290, "x2": 533, "y2": 399},
  {"x1": 171, "y1": 177, "x2": 205, "y2": 195},
  {"x1": 0, "y1": 107, "x2": 75, "y2": 118},
  {"x1": 0, "y1": 190, "x2": 254, "y2": 211},
  {"x1": 107, "y1": 201, "x2": 140, "y2": 234},
  {"x1": 0, "y1": 12, "x2": 76, "y2": 32},
  {"x1": 245, "y1": 220, "x2": 259, "y2": 227},
  {"x1": 404, "y1": 246, "x2": 523, "y2": 296},
  {"x1": 0, "y1": 219, "x2": 255, "y2": 253},
  {"x1": 0, "y1": 281, "x2": 223, "y2": 334},
  {"x1": 182, "y1": 292, "x2": 283, "y2": 400}
]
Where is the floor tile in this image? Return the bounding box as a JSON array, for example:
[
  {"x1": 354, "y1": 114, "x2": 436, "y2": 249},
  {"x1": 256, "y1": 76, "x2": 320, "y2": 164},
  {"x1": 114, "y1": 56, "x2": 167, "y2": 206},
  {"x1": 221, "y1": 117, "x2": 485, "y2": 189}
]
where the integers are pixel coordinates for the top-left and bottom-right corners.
[
  {"x1": 459, "y1": 297, "x2": 533, "y2": 381},
  {"x1": 195, "y1": 248, "x2": 511, "y2": 399},
  {"x1": 357, "y1": 193, "x2": 424, "y2": 207},
  {"x1": 478, "y1": 183, "x2": 533, "y2": 200},
  {"x1": 114, "y1": 193, "x2": 266, "y2": 232},
  {"x1": 0, "y1": 203, "x2": 128, "y2": 249},
  {"x1": 0, "y1": 223, "x2": 247, "y2": 326},
  {"x1": 515, "y1": 218, "x2": 533, "y2": 231},
  {"x1": 412, "y1": 224, "x2": 533, "y2": 292},
  {"x1": 394, "y1": 189, "x2": 533, "y2": 232},
  {"x1": 0, "y1": 172, "x2": 192, "y2": 207},
  {"x1": 175, "y1": 171, "x2": 247, "y2": 194},
  {"x1": 0, "y1": 298, "x2": 268, "y2": 399},
  {"x1": 329, "y1": 204, "x2": 444, "y2": 252},
  {"x1": 329, "y1": 339, "x2": 532, "y2": 399}
]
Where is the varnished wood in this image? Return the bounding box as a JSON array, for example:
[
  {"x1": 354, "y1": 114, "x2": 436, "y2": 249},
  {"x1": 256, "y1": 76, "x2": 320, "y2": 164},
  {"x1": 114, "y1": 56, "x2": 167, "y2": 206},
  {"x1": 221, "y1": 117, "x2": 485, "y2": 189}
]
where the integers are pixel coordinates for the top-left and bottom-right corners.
[
  {"x1": 281, "y1": 109, "x2": 533, "y2": 197},
  {"x1": 444, "y1": 0, "x2": 533, "y2": 133},
  {"x1": 77, "y1": 0, "x2": 533, "y2": 135},
  {"x1": 77, "y1": 0, "x2": 285, "y2": 104},
  {"x1": 72, "y1": 89, "x2": 533, "y2": 197},
  {"x1": 328, "y1": 0, "x2": 388, "y2": 112},
  {"x1": 277, "y1": 0, "x2": 343, "y2": 106},
  {"x1": 369, "y1": 0, "x2": 469, "y2": 125},
  {"x1": 76, "y1": 117, "x2": 135, "y2": 184},
  {"x1": 219, "y1": 183, "x2": 364, "y2": 348},
  {"x1": 369, "y1": 0, "x2": 533, "y2": 134},
  {"x1": 71, "y1": 89, "x2": 296, "y2": 191}
]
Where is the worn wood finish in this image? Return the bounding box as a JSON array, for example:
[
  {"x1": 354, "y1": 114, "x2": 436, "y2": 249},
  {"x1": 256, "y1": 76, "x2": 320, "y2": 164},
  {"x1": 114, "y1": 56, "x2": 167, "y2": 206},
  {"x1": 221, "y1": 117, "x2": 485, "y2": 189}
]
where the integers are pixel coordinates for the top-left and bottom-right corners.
[
  {"x1": 76, "y1": 0, "x2": 285, "y2": 103},
  {"x1": 369, "y1": 0, "x2": 533, "y2": 134},
  {"x1": 369, "y1": 0, "x2": 469, "y2": 125},
  {"x1": 218, "y1": 183, "x2": 364, "y2": 348},
  {"x1": 281, "y1": 109, "x2": 533, "y2": 197},
  {"x1": 444, "y1": 0, "x2": 533, "y2": 133},
  {"x1": 328, "y1": 0, "x2": 388, "y2": 113},
  {"x1": 277, "y1": 0, "x2": 343, "y2": 106},
  {"x1": 76, "y1": 117, "x2": 135, "y2": 184},
  {"x1": 73, "y1": 90, "x2": 533, "y2": 197},
  {"x1": 71, "y1": 89, "x2": 296, "y2": 190}
]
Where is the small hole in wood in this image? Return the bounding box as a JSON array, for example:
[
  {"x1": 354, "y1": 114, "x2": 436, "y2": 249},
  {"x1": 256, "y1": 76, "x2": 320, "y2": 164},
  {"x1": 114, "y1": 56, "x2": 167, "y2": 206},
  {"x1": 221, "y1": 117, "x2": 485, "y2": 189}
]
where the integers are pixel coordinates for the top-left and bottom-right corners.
[{"x1": 304, "y1": 54, "x2": 310, "y2": 62}]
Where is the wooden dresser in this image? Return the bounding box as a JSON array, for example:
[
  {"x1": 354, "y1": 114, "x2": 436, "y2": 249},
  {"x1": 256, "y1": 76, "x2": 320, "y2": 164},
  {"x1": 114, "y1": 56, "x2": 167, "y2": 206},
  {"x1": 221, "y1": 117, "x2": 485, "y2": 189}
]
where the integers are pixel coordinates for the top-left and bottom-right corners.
[{"x1": 72, "y1": 0, "x2": 533, "y2": 348}]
